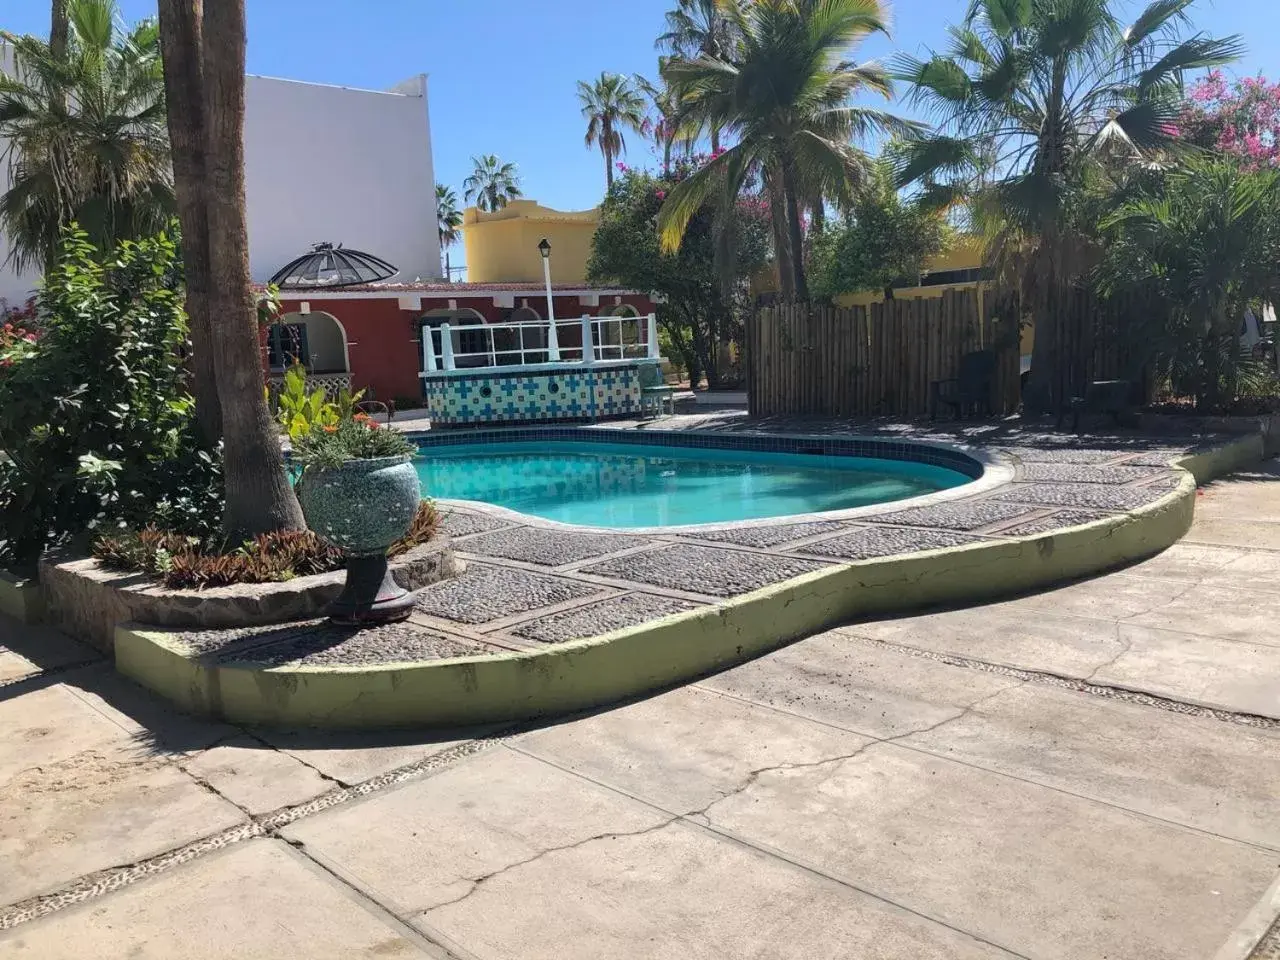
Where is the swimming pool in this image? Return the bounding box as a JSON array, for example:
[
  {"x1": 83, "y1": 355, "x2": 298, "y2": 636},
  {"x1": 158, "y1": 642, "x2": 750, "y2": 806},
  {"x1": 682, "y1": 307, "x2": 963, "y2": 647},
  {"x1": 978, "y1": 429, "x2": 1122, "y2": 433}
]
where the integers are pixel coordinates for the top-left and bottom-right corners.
[{"x1": 413, "y1": 440, "x2": 972, "y2": 528}]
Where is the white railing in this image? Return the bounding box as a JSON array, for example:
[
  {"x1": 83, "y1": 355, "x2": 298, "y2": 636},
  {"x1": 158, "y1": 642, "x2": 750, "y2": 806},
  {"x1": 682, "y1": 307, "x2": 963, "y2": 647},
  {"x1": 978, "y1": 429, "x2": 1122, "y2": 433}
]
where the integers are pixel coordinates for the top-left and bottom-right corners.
[{"x1": 422, "y1": 313, "x2": 660, "y2": 374}]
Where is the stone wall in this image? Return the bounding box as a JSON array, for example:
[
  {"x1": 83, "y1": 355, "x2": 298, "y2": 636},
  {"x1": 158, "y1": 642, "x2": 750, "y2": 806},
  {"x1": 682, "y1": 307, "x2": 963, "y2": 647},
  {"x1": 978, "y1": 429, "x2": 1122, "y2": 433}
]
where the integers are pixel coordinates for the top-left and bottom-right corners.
[{"x1": 39, "y1": 538, "x2": 460, "y2": 653}]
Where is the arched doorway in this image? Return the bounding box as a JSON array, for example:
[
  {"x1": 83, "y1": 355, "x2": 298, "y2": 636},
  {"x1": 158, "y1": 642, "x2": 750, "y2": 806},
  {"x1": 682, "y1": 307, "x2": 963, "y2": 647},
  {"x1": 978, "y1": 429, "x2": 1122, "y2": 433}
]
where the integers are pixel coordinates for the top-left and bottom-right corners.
[
  {"x1": 266, "y1": 310, "x2": 351, "y2": 400},
  {"x1": 267, "y1": 311, "x2": 350, "y2": 374},
  {"x1": 605, "y1": 304, "x2": 644, "y2": 358}
]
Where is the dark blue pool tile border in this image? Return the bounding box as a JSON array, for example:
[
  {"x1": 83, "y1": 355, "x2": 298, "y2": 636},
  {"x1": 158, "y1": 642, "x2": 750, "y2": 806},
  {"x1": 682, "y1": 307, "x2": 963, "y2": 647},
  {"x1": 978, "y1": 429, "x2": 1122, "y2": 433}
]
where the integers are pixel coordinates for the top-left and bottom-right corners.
[{"x1": 407, "y1": 426, "x2": 985, "y2": 480}]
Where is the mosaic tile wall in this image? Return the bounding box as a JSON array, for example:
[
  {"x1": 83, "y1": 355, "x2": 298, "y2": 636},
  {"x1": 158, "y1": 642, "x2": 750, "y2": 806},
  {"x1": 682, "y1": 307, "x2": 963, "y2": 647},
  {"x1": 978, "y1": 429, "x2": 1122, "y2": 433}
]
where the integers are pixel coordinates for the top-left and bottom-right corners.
[{"x1": 423, "y1": 365, "x2": 642, "y2": 425}]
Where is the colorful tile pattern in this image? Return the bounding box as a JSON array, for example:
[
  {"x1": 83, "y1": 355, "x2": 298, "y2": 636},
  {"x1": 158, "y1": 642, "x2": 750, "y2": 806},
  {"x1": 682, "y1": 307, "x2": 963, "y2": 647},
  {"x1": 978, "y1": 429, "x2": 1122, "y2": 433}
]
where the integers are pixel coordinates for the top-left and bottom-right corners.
[{"x1": 423, "y1": 366, "x2": 642, "y2": 425}]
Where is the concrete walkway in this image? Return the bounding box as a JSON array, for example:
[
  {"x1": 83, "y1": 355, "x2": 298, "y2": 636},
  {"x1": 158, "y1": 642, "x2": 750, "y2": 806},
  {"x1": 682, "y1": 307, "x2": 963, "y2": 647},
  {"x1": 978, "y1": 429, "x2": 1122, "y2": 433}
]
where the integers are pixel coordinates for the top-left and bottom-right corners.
[{"x1": 2, "y1": 464, "x2": 1279, "y2": 959}]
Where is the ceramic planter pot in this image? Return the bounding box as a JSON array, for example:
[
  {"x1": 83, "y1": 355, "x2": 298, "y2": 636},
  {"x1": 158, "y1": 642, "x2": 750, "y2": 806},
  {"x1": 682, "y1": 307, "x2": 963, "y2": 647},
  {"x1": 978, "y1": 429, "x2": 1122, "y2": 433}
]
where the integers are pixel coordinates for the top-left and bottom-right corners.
[{"x1": 299, "y1": 455, "x2": 421, "y2": 623}]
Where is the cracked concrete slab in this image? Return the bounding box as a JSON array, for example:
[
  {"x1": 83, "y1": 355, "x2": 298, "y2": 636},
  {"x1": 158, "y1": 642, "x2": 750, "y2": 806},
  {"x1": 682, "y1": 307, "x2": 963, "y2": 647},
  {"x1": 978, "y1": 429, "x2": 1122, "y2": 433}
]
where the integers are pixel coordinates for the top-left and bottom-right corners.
[
  {"x1": 281, "y1": 747, "x2": 671, "y2": 918},
  {"x1": 1091, "y1": 625, "x2": 1280, "y2": 718},
  {"x1": 1125, "y1": 581, "x2": 1280, "y2": 646},
  {"x1": 898, "y1": 682, "x2": 1280, "y2": 848},
  {"x1": 842, "y1": 607, "x2": 1123, "y2": 680},
  {"x1": 697, "y1": 632, "x2": 1020, "y2": 738},
  {"x1": 1004, "y1": 571, "x2": 1195, "y2": 621},
  {"x1": 705, "y1": 742, "x2": 1280, "y2": 960},
  {"x1": 1121, "y1": 542, "x2": 1250, "y2": 581},
  {"x1": 514, "y1": 686, "x2": 874, "y2": 815},
  {"x1": 416, "y1": 816, "x2": 1017, "y2": 960},
  {"x1": 0, "y1": 683, "x2": 134, "y2": 787},
  {"x1": 0, "y1": 839, "x2": 441, "y2": 959},
  {"x1": 178, "y1": 736, "x2": 333, "y2": 816},
  {"x1": 0, "y1": 741, "x2": 244, "y2": 904}
]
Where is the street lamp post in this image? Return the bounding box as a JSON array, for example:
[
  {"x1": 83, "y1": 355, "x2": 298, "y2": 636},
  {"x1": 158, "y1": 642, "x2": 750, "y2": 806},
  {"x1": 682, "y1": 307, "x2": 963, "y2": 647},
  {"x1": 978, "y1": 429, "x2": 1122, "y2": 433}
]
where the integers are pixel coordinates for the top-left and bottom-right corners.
[{"x1": 538, "y1": 239, "x2": 560, "y2": 361}]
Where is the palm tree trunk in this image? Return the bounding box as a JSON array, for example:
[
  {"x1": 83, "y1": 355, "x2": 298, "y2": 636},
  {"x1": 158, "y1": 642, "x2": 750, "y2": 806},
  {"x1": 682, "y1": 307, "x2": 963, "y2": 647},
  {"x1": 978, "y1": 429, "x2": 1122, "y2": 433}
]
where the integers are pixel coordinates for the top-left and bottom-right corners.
[
  {"x1": 50, "y1": 0, "x2": 68, "y2": 62},
  {"x1": 780, "y1": 161, "x2": 809, "y2": 301},
  {"x1": 605, "y1": 146, "x2": 614, "y2": 190},
  {"x1": 711, "y1": 125, "x2": 721, "y2": 153},
  {"x1": 201, "y1": 0, "x2": 305, "y2": 538},
  {"x1": 767, "y1": 179, "x2": 795, "y2": 300},
  {"x1": 156, "y1": 0, "x2": 222, "y2": 442}
]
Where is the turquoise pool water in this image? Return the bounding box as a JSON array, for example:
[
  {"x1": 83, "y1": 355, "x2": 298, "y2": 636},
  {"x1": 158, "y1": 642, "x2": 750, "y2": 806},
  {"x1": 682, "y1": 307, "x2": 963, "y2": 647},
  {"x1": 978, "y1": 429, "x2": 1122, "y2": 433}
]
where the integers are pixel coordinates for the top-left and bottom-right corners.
[{"x1": 414, "y1": 441, "x2": 970, "y2": 528}]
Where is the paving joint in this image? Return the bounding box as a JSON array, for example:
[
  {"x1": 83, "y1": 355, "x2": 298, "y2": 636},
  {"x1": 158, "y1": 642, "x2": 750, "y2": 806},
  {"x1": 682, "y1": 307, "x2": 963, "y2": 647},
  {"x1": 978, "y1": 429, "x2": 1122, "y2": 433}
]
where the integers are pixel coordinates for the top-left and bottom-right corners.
[{"x1": 0, "y1": 735, "x2": 508, "y2": 931}]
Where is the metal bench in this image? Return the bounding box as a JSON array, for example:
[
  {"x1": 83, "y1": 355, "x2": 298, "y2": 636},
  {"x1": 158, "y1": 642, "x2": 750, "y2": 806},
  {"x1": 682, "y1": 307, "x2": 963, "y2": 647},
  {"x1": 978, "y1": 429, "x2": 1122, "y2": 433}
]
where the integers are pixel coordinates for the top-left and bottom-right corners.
[{"x1": 930, "y1": 350, "x2": 997, "y2": 421}]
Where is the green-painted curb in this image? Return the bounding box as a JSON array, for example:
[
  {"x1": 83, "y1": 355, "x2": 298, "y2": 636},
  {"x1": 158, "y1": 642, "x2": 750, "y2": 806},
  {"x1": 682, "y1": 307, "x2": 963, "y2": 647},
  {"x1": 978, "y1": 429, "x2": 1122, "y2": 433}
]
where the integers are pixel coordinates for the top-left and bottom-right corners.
[
  {"x1": 0, "y1": 572, "x2": 44, "y2": 624},
  {"x1": 113, "y1": 434, "x2": 1260, "y2": 730}
]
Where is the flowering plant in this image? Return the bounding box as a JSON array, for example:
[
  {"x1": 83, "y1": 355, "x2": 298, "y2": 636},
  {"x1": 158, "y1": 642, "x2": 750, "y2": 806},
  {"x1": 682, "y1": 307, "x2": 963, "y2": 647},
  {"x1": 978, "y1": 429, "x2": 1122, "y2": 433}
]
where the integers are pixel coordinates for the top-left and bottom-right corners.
[
  {"x1": 292, "y1": 413, "x2": 414, "y2": 470},
  {"x1": 1181, "y1": 72, "x2": 1280, "y2": 170},
  {"x1": 0, "y1": 298, "x2": 40, "y2": 369}
]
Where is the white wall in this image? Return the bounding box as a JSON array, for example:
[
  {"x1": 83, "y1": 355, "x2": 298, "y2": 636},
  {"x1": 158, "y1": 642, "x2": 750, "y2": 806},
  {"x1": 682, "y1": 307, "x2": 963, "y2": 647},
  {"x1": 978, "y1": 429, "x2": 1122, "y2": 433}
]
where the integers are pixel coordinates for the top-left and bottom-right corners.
[
  {"x1": 0, "y1": 45, "x2": 441, "y2": 301},
  {"x1": 244, "y1": 73, "x2": 440, "y2": 284},
  {"x1": 0, "y1": 43, "x2": 43, "y2": 307}
]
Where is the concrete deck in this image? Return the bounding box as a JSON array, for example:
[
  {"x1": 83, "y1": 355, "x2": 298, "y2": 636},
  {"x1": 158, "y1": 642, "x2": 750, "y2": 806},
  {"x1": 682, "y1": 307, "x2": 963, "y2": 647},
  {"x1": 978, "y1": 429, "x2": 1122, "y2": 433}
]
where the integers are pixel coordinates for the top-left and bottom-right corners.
[{"x1": 1, "y1": 459, "x2": 1278, "y2": 958}]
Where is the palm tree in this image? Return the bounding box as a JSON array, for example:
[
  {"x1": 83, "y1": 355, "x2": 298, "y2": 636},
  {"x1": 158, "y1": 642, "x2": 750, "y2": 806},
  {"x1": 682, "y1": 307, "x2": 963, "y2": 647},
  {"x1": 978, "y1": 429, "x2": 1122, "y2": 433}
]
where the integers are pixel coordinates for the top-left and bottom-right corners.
[
  {"x1": 157, "y1": 0, "x2": 305, "y2": 539},
  {"x1": 656, "y1": 0, "x2": 742, "y2": 151},
  {"x1": 893, "y1": 0, "x2": 1242, "y2": 413},
  {"x1": 0, "y1": 0, "x2": 173, "y2": 274},
  {"x1": 156, "y1": 0, "x2": 219, "y2": 440},
  {"x1": 658, "y1": 0, "x2": 915, "y2": 301},
  {"x1": 1096, "y1": 160, "x2": 1280, "y2": 410},
  {"x1": 577, "y1": 72, "x2": 647, "y2": 190},
  {"x1": 436, "y1": 183, "x2": 463, "y2": 279},
  {"x1": 463, "y1": 155, "x2": 521, "y2": 212}
]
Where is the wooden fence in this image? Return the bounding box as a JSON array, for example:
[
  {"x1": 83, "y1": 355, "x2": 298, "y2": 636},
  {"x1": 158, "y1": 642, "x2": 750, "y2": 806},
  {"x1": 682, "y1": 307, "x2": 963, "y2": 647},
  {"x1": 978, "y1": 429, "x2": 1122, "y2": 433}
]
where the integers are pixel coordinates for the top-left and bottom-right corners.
[{"x1": 746, "y1": 290, "x2": 1022, "y2": 418}]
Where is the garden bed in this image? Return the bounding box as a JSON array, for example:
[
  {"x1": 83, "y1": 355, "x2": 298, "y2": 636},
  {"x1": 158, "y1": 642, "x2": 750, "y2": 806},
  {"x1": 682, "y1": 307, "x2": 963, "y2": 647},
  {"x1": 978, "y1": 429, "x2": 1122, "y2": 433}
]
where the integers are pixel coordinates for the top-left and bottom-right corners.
[{"x1": 38, "y1": 537, "x2": 461, "y2": 652}]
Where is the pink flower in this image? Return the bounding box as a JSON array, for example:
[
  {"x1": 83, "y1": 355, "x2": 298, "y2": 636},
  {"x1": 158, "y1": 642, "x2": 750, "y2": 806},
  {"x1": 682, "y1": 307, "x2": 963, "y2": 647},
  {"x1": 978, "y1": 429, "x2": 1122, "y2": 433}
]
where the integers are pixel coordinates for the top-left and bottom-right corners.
[
  {"x1": 22, "y1": 333, "x2": 36, "y2": 343},
  {"x1": 1159, "y1": 123, "x2": 1181, "y2": 138},
  {"x1": 655, "y1": 189, "x2": 666, "y2": 200}
]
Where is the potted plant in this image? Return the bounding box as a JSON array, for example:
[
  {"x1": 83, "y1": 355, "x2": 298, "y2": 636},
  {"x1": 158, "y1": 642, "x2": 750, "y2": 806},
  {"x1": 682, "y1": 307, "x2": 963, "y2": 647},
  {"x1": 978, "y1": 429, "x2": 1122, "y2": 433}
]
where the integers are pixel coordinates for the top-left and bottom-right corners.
[{"x1": 293, "y1": 414, "x2": 420, "y2": 623}]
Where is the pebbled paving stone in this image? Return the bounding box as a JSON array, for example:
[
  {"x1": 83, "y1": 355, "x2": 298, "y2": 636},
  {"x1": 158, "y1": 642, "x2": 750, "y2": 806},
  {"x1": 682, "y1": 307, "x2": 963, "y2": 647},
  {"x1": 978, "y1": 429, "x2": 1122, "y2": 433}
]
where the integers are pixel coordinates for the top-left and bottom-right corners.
[
  {"x1": 415, "y1": 563, "x2": 603, "y2": 624},
  {"x1": 991, "y1": 510, "x2": 1114, "y2": 537},
  {"x1": 999, "y1": 447, "x2": 1127, "y2": 464},
  {"x1": 796, "y1": 526, "x2": 987, "y2": 561},
  {"x1": 1017, "y1": 463, "x2": 1173, "y2": 485},
  {"x1": 458, "y1": 526, "x2": 653, "y2": 566},
  {"x1": 1118, "y1": 450, "x2": 1187, "y2": 467},
  {"x1": 512, "y1": 593, "x2": 704, "y2": 644},
  {"x1": 438, "y1": 509, "x2": 511, "y2": 538},
  {"x1": 178, "y1": 620, "x2": 478, "y2": 666},
  {"x1": 582, "y1": 546, "x2": 831, "y2": 598},
  {"x1": 865, "y1": 500, "x2": 1035, "y2": 531},
  {"x1": 991, "y1": 482, "x2": 1171, "y2": 511},
  {"x1": 683, "y1": 520, "x2": 851, "y2": 548}
]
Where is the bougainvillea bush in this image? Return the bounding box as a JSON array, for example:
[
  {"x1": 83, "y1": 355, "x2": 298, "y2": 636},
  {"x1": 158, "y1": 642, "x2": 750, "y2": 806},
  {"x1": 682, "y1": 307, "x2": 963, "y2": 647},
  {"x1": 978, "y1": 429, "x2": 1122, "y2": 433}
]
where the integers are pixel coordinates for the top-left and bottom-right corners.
[{"x1": 1181, "y1": 71, "x2": 1280, "y2": 170}]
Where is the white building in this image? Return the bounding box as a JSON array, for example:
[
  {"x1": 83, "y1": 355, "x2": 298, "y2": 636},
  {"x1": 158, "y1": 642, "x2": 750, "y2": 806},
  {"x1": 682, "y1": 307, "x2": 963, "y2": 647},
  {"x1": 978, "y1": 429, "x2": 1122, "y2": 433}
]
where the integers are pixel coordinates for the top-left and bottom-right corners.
[{"x1": 0, "y1": 43, "x2": 441, "y2": 305}]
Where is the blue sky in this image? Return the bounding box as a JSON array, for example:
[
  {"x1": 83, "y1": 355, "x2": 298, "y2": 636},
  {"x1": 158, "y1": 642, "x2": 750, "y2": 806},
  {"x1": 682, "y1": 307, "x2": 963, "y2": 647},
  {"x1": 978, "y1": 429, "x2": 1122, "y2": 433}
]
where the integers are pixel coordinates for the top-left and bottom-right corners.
[{"x1": 7, "y1": 0, "x2": 1280, "y2": 215}]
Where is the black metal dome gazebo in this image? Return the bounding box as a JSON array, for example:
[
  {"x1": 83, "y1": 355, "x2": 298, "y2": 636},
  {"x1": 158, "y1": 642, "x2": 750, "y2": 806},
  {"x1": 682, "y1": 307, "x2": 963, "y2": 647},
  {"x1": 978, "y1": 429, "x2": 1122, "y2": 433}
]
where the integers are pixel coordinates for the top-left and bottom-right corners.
[{"x1": 268, "y1": 242, "x2": 399, "y2": 289}]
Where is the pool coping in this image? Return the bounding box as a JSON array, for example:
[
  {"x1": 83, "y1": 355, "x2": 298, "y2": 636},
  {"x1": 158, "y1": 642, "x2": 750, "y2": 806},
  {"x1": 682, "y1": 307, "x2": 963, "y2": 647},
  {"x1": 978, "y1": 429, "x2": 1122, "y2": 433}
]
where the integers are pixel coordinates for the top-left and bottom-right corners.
[
  {"x1": 409, "y1": 427, "x2": 1013, "y2": 535},
  {"x1": 112, "y1": 430, "x2": 1265, "y2": 730}
]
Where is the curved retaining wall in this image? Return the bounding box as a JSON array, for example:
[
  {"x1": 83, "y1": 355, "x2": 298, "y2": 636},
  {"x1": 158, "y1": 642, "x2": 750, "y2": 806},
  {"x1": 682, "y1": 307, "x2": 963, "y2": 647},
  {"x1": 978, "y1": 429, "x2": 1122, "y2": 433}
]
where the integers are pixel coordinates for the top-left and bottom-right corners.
[
  {"x1": 43, "y1": 539, "x2": 459, "y2": 652},
  {"x1": 114, "y1": 435, "x2": 1262, "y2": 729}
]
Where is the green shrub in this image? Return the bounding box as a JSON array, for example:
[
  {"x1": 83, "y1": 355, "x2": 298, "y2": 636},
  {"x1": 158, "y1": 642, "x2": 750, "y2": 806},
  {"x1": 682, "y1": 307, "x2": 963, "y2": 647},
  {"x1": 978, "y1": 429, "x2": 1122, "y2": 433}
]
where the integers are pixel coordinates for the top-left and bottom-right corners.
[{"x1": 0, "y1": 226, "x2": 221, "y2": 568}]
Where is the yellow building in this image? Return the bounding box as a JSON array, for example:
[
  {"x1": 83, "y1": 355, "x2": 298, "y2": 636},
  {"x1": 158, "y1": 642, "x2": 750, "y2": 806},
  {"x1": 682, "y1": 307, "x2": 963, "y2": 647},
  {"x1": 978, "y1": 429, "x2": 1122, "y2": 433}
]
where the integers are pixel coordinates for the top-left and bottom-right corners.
[
  {"x1": 832, "y1": 236, "x2": 985, "y2": 308},
  {"x1": 462, "y1": 200, "x2": 601, "y2": 285}
]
